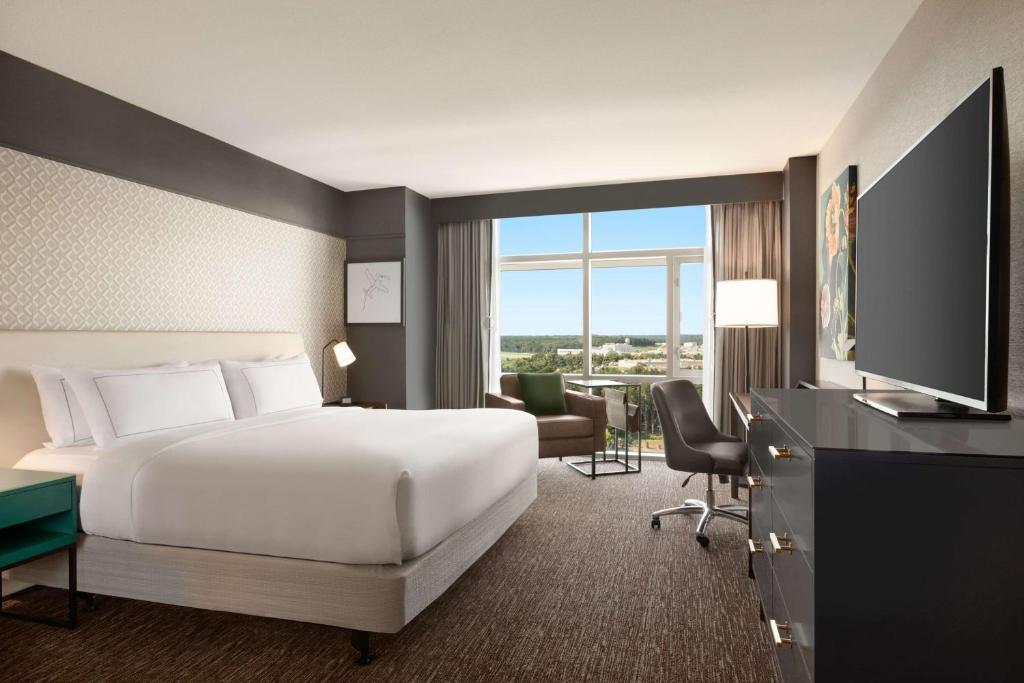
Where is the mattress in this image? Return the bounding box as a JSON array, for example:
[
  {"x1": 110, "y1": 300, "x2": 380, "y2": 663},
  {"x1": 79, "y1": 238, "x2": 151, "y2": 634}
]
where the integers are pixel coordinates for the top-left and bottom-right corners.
[
  {"x1": 14, "y1": 446, "x2": 100, "y2": 485},
  {"x1": 50, "y1": 407, "x2": 538, "y2": 566}
]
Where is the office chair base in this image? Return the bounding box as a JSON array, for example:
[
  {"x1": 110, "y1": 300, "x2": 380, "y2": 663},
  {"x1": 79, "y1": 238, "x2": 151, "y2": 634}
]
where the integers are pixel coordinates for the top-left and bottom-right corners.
[{"x1": 651, "y1": 477, "x2": 748, "y2": 547}]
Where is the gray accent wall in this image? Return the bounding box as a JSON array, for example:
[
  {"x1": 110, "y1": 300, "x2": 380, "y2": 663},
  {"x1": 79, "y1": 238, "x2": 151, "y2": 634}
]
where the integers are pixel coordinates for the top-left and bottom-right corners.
[
  {"x1": 0, "y1": 50, "x2": 346, "y2": 236},
  {"x1": 404, "y1": 190, "x2": 437, "y2": 410},
  {"x1": 815, "y1": 0, "x2": 1024, "y2": 413},
  {"x1": 431, "y1": 172, "x2": 783, "y2": 222},
  {"x1": 345, "y1": 188, "x2": 408, "y2": 408},
  {"x1": 344, "y1": 187, "x2": 435, "y2": 409},
  {"x1": 782, "y1": 156, "x2": 818, "y2": 388}
]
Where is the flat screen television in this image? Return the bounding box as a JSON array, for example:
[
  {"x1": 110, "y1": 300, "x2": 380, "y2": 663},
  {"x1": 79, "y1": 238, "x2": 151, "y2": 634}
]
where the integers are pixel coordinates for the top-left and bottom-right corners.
[{"x1": 854, "y1": 68, "x2": 1010, "y2": 418}]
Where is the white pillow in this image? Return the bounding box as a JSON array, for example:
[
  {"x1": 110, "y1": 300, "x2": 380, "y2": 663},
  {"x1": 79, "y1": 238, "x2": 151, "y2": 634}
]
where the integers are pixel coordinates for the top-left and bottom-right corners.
[
  {"x1": 31, "y1": 361, "x2": 191, "y2": 448},
  {"x1": 64, "y1": 360, "x2": 235, "y2": 449},
  {"x1": 219, "y1": 353, "x2": 323, "y2": 419},
  {"x1": 30, "y1": 365, "x2": 95, "y2": 447}
]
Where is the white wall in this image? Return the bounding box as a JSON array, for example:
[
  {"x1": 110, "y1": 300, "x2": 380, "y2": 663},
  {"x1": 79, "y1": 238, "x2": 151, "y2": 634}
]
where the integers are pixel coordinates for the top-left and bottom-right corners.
[{"x1": 815, "y1": 0, "x2": 1024, "y2": 411}]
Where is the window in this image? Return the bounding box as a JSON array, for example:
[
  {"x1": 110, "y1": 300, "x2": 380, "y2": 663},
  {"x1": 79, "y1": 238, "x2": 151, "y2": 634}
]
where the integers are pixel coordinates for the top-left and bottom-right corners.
[
  {"x1": 590, "y1": 206, "x2": 706, "y2": 251},
  {"x1": 499, "y1": 269, "x2": 583, "y2": 374},
  {"x1": 497, "y1": 207, "x2": 709, "y2": 454},
  {"x1": 678, "y1": 263, "x2": 705, "y2": 376},
  {"x1": 590, "y1": 265, "x2": 667, "y2": 375},
  {"x1": 498, "y1": 214, "x2": 583, "y2": 256}
]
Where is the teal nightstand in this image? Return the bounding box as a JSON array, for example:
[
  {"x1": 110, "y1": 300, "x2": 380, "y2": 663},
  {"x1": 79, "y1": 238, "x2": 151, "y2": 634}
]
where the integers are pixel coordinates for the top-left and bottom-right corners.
[{"x1": 0, "y1": 469, "x2": 78, "y2": 628}]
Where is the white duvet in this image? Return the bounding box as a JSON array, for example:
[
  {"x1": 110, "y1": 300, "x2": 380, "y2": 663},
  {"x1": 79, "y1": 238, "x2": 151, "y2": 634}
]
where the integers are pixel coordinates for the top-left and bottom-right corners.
[{"x1": 80, "y1": 407, "x2": 538, "y2": 565}]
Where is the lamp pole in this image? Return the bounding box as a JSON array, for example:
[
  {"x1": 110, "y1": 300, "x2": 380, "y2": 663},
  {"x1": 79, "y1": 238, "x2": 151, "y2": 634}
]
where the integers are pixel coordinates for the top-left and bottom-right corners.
[
  {"x1": 745, "y1": 325, "x2": 751, "y2": 394},
  {"x1": 321, "y1": 338, "x2": 340, "y2": 394}
]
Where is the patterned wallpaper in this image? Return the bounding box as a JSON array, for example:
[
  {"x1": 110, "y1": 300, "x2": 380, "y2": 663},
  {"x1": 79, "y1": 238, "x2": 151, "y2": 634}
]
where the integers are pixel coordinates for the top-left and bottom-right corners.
[{"x1": 0, "y1": 146, "x2": 348, "y2": 397}]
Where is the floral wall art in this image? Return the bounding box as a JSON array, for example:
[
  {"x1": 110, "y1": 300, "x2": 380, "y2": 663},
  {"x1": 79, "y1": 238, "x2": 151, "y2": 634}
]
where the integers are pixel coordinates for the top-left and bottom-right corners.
[{"x1": 818, "y1": 166, "x2": 857, "y2": 360}]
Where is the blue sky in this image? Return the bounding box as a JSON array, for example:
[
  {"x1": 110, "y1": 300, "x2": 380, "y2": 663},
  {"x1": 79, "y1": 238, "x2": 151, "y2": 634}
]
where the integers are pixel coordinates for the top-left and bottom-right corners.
[{"x1": 499, "y1": 207, "x2": 707, "y2": 336}]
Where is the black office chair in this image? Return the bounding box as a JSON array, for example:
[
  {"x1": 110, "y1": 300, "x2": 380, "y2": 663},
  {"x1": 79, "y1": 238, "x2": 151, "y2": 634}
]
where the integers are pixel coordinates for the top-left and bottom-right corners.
[{"x1": 650, "y1": 379, "x2": 748, "y2": 547}]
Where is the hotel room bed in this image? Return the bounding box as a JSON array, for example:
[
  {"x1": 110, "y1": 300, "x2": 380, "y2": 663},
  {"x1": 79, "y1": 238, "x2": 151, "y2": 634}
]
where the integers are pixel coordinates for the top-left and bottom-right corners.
[
  {"x1": 0, "y1": 330, "x2": 539, "y2": 664},
  {"x1": 17, "y1": 406, "x2": 537, "y2": 565}
]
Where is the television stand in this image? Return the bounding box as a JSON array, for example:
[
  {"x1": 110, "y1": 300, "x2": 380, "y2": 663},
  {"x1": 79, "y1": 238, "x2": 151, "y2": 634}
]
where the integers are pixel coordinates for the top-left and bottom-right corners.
[{"x1": 853, "y1": 391, "x2": 1011, "y2": 420}]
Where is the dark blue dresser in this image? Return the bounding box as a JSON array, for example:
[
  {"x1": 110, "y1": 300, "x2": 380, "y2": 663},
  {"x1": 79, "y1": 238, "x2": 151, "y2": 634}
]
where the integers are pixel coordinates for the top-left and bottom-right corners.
[{"x1": 747, "y1": 389, "x2": 1024, "y2": 682}]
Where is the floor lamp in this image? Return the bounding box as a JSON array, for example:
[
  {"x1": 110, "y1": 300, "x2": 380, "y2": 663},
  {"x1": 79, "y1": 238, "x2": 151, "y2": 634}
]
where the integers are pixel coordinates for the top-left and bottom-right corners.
[{"x1": 714, "y1": 279, "x2": 779, "y2": 393}]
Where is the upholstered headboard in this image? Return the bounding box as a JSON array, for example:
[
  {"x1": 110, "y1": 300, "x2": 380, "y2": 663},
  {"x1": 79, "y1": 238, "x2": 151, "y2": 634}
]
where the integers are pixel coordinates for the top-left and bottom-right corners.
[{"x1": 0, "y1": 331, "x2": 306, "y2": 467}]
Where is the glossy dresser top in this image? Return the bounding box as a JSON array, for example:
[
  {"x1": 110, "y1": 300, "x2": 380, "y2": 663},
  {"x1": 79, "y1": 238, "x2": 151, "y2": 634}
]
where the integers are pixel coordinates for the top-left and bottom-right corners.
[{"x1": 752, "y1": 389, "x2": 1024, "y2": 458}]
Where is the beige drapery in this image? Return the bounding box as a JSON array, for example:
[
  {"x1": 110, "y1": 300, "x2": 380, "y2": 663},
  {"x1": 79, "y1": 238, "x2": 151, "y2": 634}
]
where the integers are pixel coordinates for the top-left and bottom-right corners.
[
  {"x1": 711, "y1": 201, "x2": 782, "y2": 436},
  {"x1": 435, "y1": 220, "x2": 494, "y2": 409}
]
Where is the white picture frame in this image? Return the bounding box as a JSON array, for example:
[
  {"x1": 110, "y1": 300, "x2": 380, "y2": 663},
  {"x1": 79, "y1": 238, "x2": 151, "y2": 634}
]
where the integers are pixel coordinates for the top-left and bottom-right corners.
[{"x1": 345, "y1": 260, "x2": 404, "y2": 325}]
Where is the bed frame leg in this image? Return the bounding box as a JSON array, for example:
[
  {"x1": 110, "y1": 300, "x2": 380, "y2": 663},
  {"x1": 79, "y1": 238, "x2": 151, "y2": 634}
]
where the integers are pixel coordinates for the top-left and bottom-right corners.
[{"x1": 351, "y1": 629, "x2": 373, "y2": 665}]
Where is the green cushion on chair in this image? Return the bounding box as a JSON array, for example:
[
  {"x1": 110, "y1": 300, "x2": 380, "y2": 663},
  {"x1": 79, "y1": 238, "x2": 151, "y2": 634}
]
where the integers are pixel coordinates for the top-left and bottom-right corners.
[{"x1": 517, "y1": 373, "x2": 567, "y2": 416}]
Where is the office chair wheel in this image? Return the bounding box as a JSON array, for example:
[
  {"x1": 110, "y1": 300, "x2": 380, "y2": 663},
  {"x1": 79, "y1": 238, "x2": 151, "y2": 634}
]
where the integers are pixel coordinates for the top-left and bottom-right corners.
[
  {"x1": 651, "y1": 517, "x2": 661, "y2": 529},
  {"x1": 696, "y1": 534, "x2": 710, "y2": 548}
]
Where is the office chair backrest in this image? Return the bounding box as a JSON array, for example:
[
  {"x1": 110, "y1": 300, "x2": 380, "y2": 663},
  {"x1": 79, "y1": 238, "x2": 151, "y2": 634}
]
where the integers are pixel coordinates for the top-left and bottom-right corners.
[{"x1": 651, "y1": 379, "x2": 719, "y2": 474}]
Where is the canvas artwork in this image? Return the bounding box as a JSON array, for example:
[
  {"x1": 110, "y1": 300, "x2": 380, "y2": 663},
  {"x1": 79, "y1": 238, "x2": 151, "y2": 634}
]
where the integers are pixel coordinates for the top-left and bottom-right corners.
[
  {"x1": 818, "y1": 166, "x2": 857, "y2": 360},
  {"x1": 346, "y1": 260, "x2": 403, "y2": 324}
]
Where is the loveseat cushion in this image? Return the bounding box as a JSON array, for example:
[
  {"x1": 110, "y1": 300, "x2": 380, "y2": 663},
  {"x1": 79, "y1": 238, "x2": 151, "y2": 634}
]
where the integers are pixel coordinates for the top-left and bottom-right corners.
[{"x1": 536, "y1": 414, "x2": 594, "y2": 440}]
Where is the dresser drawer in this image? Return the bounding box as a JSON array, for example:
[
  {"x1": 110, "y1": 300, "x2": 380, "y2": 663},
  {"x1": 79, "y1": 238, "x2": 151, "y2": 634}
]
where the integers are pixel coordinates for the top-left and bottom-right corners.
[
  {"x1": 766, "y1": 433, "x2": 813, "y2": 568},
  {"x1": 0, "y1": 481, "x2": 74, "y2": 530},
  {"x1": 748, "y1": 412, "x2": 778, "y2": 482},
  {"x1": 769, "y1": 500, "x2": 815, "y2": 679},
  {"x1": 748, "y1": 465, "x2": 773, "y2": 612},
  {"x1": 769, "y1": 571, "x2": 812, "y2": 683}
]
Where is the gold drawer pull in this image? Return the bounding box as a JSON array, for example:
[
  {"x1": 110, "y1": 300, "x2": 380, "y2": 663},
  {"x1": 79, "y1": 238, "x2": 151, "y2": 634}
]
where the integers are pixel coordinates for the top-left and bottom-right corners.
[
  {"x1": 770, "y1": 620, "x2": 795, "y2": 648},
  {"x1": 769, "y1": 532, "x2": 794, "y2": 554},
  {"x1": 769, "y1": 445, "x2": 793, "y2": 460},
  {"x1": 747, "y1": 413, "x2": 766, "y2": 423},
  {"x1": 747, "y1": 475, "x2": 766, "y2": 489},
  {"x1": 748, "y1": 539, "x2": 764, "y2": 555}
]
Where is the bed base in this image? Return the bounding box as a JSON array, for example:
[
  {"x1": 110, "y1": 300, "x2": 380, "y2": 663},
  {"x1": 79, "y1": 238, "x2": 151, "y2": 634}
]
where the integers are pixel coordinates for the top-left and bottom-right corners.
[{"x1": 11, "y1": 475, "x2": 536, "y2": 664}]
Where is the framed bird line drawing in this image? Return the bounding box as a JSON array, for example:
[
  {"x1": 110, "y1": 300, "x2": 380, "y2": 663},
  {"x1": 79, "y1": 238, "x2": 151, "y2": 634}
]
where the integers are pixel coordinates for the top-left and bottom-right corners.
[{"x1": 345, "y1": 259, "x2": 404, "y2": 325}]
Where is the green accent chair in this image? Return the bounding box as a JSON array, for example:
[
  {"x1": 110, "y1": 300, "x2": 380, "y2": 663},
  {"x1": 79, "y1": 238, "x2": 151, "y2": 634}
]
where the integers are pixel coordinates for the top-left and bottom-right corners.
[{"x1": 485, "y1": 373, "x2": 607, "y2": 459}]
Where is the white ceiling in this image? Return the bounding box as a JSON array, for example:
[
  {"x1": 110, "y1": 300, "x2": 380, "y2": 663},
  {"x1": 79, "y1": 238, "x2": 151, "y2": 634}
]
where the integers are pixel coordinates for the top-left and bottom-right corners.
[{"x1": 0, "y1": 1, "x2": 921, "y2": 198}]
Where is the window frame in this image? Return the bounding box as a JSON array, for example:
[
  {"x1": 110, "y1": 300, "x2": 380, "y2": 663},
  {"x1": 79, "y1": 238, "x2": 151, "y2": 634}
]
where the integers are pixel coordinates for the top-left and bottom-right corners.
[{"x1": 497, "y1": 211, "x2": 706, "y2": 384}]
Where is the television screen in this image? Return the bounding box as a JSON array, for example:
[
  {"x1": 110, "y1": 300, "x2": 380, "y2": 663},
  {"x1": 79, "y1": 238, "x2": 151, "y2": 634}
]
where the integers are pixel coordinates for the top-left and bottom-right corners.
[{"x1": 856, "y1": 77, "x2": 999, "y2": 408}]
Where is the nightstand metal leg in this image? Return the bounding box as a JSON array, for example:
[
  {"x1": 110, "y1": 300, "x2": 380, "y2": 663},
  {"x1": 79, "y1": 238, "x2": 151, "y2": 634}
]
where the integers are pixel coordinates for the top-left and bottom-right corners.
[
  {"x1": 0, "y1": 544, "x2": 78, "y2": 629},
  {"x1": 68, "y1": 545, "x2": 78, "y2": 628}
]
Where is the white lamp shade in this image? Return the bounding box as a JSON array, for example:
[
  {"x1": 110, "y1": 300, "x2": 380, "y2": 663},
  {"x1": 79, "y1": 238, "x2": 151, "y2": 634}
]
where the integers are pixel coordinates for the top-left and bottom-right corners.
[
  {"x1": 715, "y1": 279, "x2": 779, "y2": 328},
  {"x1": 333, "y1": 341, "x2": 356, "y2": 367}
]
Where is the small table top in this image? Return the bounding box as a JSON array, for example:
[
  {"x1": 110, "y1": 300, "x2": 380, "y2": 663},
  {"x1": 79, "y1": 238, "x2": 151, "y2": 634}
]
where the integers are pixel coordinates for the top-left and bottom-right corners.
[
  {"x1": 0, "y1": 469, "x2": 74, "y2": 495},
  {"x1": 566, "y1": 378, "x2": 639, "y2": 389}
]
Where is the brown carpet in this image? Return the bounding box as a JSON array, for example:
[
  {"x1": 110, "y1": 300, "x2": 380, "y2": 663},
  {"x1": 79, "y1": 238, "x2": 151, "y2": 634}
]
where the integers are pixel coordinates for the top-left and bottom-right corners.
[{"x1": 2, "y1": 460, "x2": 778, "y2": 682}]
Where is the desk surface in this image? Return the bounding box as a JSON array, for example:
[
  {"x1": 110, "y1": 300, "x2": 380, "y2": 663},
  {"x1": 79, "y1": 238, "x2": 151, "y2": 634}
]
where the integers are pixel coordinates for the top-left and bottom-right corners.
[{"x1": 729, "y1": 392, "x2": 751, "y2": 429}]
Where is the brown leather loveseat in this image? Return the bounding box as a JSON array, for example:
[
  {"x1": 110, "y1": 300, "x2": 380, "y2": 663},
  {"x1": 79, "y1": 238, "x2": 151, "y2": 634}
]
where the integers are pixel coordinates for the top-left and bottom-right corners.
[{"x1": 485, "y1": 374, "x2": 607, "y2": 459}]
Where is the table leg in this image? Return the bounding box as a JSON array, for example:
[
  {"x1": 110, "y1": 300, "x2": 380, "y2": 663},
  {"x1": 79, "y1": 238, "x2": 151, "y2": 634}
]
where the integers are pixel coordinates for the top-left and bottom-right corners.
[
  {"x1": 68, "y1": 545, "x2": 77, "y2": 628},
  {"x1": 638, "y1": 387, "x2": 643, "y2": 472}
]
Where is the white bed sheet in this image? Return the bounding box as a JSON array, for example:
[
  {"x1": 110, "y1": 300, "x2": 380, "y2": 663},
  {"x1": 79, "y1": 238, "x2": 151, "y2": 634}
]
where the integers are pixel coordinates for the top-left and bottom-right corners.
[
  {"x1": 73, "y1": 407, "x2": 538, "y2": 565},
  {"x1": 15, "y1": 446, "x2": 100, "y2": 484}
]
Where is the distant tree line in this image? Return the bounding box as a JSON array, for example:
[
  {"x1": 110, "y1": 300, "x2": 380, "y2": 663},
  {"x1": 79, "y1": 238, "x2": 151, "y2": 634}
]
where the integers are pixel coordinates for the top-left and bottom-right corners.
[{"x1": 501, "y1": 334, "x2": 702, "y2": 354}]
